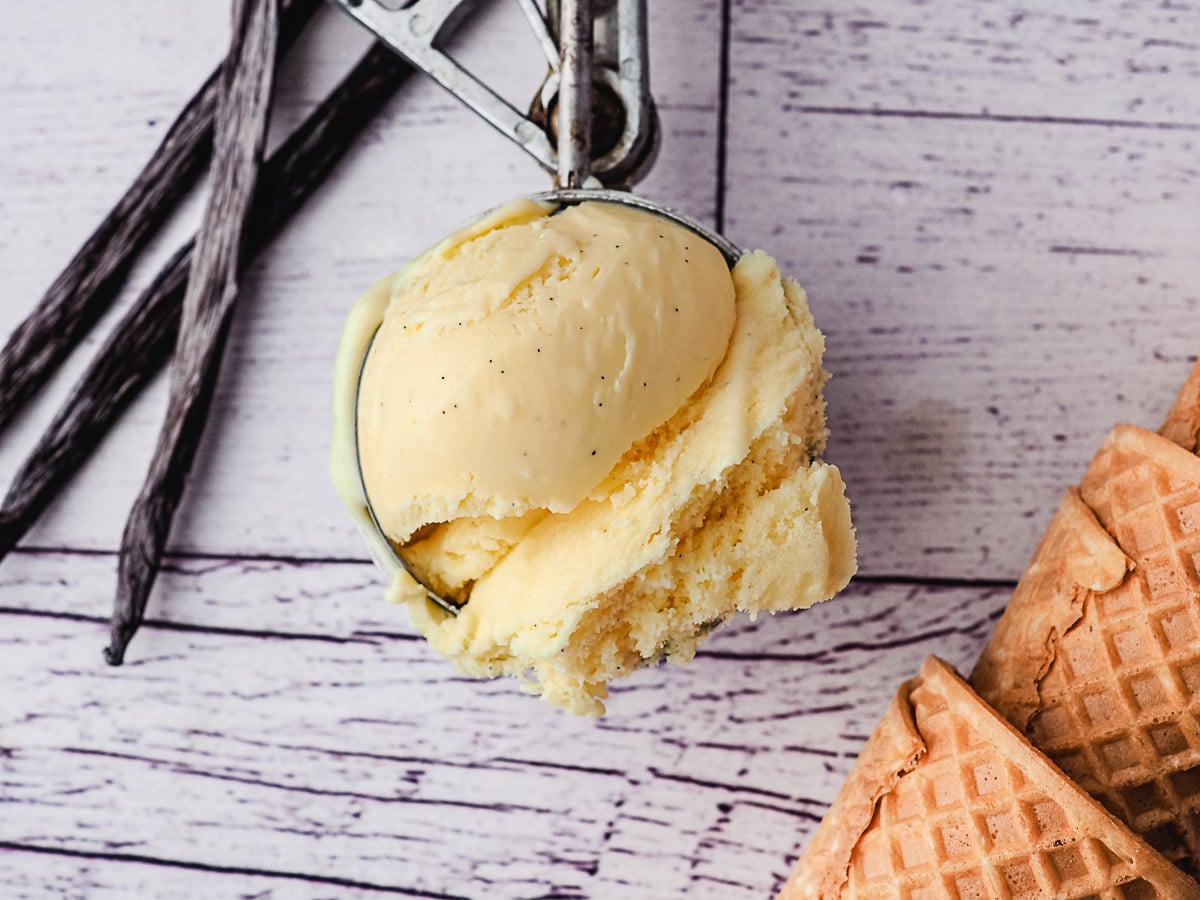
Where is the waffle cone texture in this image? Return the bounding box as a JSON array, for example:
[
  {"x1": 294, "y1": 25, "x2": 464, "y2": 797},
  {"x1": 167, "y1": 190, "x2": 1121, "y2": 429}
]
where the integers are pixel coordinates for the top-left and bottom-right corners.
[
  {"x1": 779, "y1": 656, "x2": 1199, "y2": 899},
  {"x1": 781, "y1": 359, "x2": 1200, "y2": 897},
  {"x1": 972, "y1": 358, "x2": 1200, "y2": 873}
]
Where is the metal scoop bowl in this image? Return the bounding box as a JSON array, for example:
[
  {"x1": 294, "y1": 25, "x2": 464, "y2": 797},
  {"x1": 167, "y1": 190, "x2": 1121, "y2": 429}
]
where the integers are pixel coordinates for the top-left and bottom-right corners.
[{"x1": 338, "y1": 0, "x2": 743, "y2": 613}]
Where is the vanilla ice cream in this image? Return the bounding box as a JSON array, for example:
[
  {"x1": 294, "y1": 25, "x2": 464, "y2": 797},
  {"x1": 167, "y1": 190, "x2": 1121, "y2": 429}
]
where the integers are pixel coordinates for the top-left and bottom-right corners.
[{"x1": 331, "y1": 197, "x2": 855, "y2": 715}]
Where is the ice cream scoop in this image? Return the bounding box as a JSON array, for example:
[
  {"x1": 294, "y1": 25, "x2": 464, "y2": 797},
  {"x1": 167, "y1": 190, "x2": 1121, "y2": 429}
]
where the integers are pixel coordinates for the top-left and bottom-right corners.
[
  {"x1": 329, "y1": 0, "x2": 856, "y2": 713},
  {"x1": 330, "y1": 195, "x2": 857, "y2": 713},
  {"x1": 330, "y1": 0, "x2": 743, "y2": 612},
  {"x1": 337, "y1": 189, "x2": 741, "y2": 613}
]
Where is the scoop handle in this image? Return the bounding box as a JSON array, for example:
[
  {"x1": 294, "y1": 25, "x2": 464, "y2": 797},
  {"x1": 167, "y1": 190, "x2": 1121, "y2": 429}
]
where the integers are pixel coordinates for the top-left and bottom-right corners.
[
  {"x1": 330, "y1": 0, "x2": 658, "y2": 187},
  {"x1": 556, "y1": 0, "x2": 593, "y2": 187}
]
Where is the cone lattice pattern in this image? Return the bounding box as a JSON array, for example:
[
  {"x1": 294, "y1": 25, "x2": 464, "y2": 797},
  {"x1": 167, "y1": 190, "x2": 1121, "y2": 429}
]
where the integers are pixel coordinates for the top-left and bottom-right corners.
[
  {"x1": 853, "y1": 683, "x2": 1152, "y2": 897},
  {"x1": 780, "y1": 658, "x2": 1200, "y2": 899},
  {"x1": 976, "y1": 424, "x2": 1200, "y2": 872},
  {"x1": 783, "y1": 364, "x2": 1200, "y2": 897}
]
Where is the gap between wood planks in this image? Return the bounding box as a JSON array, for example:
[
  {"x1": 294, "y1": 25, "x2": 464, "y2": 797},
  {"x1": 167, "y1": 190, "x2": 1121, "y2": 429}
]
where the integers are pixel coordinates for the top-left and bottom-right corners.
[
  {"x1": 0, "y1": 840, "x2": 468, "y2": 899},
  {"x1": 784, "y1": 105, "x2": 1200, "y2": 132},
  {"x1": 713, "y1": 0, "x2": 733, "y2": 235},
  {"x1": 0, "y1": 742, "x2": 839, "y2": 896},
  {"x1": 0, "y1": 542, "x2": 1012, "y2": 648},
  {"x1": 4, "y1": 542, "x2": 1024, "y2": 586},
  {"x1": 0, "y1": 603, "x2": 397, "y2": 645}
]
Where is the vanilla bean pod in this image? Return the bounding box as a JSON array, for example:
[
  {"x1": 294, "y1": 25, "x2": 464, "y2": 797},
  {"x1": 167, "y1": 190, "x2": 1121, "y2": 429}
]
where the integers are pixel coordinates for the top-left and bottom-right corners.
[
  {"x1": 105, "y1": 0, "x2": 282, "y2": 665},
  {"x1": 0, "y1": 41, "x2": 413, "y2": 565},
  {"x1": 0, "y1": 0, "x2": 320, "y2": 437},
  {"x1": 0, "y1": 247, "x2": 187, "y2": 561},
  {"x1": 104, "y1": 48, "x2": 411, "y2": 663}
]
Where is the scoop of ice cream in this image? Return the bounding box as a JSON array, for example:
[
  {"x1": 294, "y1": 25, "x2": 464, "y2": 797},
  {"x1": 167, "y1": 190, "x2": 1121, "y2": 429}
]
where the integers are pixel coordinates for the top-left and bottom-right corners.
[
  {"x1": 355, "y1": 199, "x2": 736, "y2": 544},
  {"x1": 330, "y1": 198, "x2": 856, "y2": 715}
]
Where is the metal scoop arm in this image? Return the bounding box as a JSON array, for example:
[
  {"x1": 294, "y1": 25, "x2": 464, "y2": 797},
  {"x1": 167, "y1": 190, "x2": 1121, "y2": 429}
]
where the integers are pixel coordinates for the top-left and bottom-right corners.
[{"x1": 329, "y1": 0, "x2": 657, "y2": 187}]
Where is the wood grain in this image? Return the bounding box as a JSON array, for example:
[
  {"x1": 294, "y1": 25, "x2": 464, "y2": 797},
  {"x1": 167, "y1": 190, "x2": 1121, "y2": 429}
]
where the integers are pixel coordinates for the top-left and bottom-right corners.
[
  {"x1": 730, "y1": 0, "x2": 1200, "y2": 124},
  {"x1": 2, "y1": 1, "x2": 1197, "y2": 897},
  {"x1": 0, "y1": 550, "x2": 1004, "y2": 899},
  {"x1": 0, "y1": 848, "x2": 410, "y2": 900},
  {"x1": 726, "y1": 55, "x2": 1200, "y2": 581},
  {"x1": 0, "y1": 0, "x2": 322, "y2": 439},
  {"x1": 0, "y1": 41, "x2": 417, "y2": 566},
  {"x1": 0, "y1": 1, "x2": 724, "y2": 564}
]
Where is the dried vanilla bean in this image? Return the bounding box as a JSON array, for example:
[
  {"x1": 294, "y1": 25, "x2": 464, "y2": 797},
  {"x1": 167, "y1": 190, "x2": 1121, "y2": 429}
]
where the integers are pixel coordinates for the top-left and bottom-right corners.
[
  {"x1": 0, "y1": 0, "x2": 320, "y2": 436},
  {"x1": 107, "y1": 0, "x2": 281, "y2": 665},
  {"x1": 0, "y1": 247, "x2": 187, "y2": 561},
  {"x1": 0, "y1": 42, "x2": 414, "y2": 566}
]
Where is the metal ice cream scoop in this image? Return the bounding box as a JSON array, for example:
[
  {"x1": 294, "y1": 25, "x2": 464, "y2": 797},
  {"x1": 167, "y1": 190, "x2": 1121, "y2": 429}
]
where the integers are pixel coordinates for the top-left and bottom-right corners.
[{"x1": 334, "y1": 0, "x2": 742, "y2": 612}]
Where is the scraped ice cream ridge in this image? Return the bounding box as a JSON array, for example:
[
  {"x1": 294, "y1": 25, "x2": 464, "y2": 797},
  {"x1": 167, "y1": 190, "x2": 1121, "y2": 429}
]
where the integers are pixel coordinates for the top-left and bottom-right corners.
[{"x1": 331, "y1": 198, "x2": 856, "y2": 715}]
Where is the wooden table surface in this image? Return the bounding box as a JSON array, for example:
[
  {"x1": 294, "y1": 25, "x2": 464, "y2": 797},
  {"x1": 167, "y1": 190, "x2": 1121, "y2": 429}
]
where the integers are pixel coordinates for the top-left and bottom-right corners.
[{"x1": 2, "y1": 2, "x2": 1198, "y2": 897}]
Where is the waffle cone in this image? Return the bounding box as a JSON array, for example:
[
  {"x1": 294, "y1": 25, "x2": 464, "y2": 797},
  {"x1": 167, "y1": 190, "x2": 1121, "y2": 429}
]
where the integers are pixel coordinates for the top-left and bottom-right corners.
[
  {"x1": 972, "y1": 371, "x2": 1200, "y2": 872},
  {"x1": 1160, "y1": 357, "x2": 1200, "y2": 453},
  {"x1": 781, "y1": 656, "x2": 1200, "y2": 899}
]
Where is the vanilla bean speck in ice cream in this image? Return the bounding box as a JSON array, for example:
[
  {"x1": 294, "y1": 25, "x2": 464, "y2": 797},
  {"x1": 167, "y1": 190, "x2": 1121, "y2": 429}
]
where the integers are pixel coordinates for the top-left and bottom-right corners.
[{"x1": 331, "y1": 198, "x2": 855, "y2": 715}]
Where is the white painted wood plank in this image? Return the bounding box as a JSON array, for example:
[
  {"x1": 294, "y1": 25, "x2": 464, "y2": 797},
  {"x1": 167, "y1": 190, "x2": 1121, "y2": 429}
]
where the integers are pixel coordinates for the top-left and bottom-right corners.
[
  {"x1": 725, "y1": 108, "x2": 1200, "y2": 580},
  {"x1": 0, "y1": 847, "x2": 406, "y2": 900},
  {"x1": 0, "y1": 1, "x2": 723, "y2": 562},
  {"x1": 726, "y1": 1, "x2": 1200, "y2": 582},
  {"x1": 732, "y1": 0, "x2": 1200, "y2": 123},
  {"x1": 0, "y1": 550, "x2": 395, "y2": 640},
  {"x1": 0, "y1": 547, "x2": 998, "y2": 657},
  {"x1": 0, "y1": 551, "x2": 1004, "y2": 898}
]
